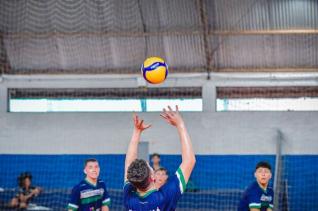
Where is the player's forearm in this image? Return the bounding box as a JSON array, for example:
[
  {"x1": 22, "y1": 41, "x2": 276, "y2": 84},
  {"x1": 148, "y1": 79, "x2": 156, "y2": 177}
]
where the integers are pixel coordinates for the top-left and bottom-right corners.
[
  {"x1": 177, "y1": 123, "x2": 196, "y2": 182},
  {"x1": 25, "y1": 193, "x2": 35, "y2": 200},
  {"x1": 19, "y1": 194, "x2": 31, "y2": 202},
  {"x1": 125, "y1": 129, "x2": 141, "y2": 176}
]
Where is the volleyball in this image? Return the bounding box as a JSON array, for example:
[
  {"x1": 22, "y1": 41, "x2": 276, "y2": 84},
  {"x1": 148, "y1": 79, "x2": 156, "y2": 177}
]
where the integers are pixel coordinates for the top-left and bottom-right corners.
[{"x1": 141, "y1": 56, "x2": 168, "y2": 84}]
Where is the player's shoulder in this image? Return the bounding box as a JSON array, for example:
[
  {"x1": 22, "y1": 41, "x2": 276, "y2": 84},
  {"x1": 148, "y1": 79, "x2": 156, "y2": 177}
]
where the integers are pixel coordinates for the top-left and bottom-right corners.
[
  {"x1": 97, "y1": 178, "x2": 106, "y2": 185},
  {"x1": 72, "y1": 180, "x2": 87, "y2": 189},
  {"x1": 244, "y1": 181, "x2": 259, "y2": 194},
  {"x1": 267, "y1": 186, "x2": 274, "y2": 194},
  {"x1": 162, "y1": 169, "x2": 180, "y2": 187},
  {"x1": 98, "y1": 179, "x2": 109, "y2": 188},
  {"x1": 160, "y1": 167, "x2": 186, "y2": 194},
  {"x1": 123, "y1": 181, "x2": 136, "y2": 195},
  {"x1": 249, "y1": 181, "x2": 259, "y2": 189}
]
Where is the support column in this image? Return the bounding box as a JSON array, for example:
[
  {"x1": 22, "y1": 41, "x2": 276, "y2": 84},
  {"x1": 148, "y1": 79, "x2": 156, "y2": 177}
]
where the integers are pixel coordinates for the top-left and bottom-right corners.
[
  {"x1": 0, "y1": 84, "x2": 7, "y2": 113},
  {"x1": 138, "y1": 141, "x2": 149, "y2": 162},
  {"x1": 202, "y1": 82, "x2": 216, "y2": 112}
]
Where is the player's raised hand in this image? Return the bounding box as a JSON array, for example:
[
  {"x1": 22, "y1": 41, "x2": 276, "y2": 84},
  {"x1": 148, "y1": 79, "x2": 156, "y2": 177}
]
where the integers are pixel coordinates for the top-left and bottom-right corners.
[
  {"x1": 160, "y1": 105, "x2": 184, "y2": 127},
  {"x1": 133, "y1": 113, "x2": 151, "y2": 132}
]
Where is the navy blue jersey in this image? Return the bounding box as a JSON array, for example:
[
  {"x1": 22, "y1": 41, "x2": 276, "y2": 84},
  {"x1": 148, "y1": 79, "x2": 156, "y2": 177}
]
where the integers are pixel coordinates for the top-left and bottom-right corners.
[
  {"x1": 238, "y1": 181, "x2": 274, "y2": 211},
  {"x1": 124, "y1": 167, "x2": 186, "y2": 211},
  {"x1": 68, "y1": 179, "x2": 111, "y2": 211}
]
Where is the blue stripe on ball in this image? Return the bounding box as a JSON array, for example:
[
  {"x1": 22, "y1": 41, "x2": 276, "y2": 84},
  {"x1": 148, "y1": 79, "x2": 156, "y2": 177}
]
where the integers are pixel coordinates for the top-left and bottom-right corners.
[{"x1": 143, "y1": 62, "x2": 166, "y2": 71}]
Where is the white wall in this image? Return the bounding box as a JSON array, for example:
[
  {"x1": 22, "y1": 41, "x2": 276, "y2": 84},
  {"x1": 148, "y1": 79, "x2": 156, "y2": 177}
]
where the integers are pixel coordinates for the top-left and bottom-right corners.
[
  {"x1": 0, "y1": 73, "x2": 317, "y2": 155},
  {"x1": 0, "y1": 112, "x2": 318, "y2": 154},
  {"x1": 0, "y1": 111, "x2": 318, "y2": 155}
]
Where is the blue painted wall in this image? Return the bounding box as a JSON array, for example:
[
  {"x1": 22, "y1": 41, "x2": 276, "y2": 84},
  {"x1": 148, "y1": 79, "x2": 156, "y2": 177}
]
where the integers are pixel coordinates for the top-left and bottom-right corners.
[{"x1": 0, "y1": 154, "x2": 317, "y2": 210}]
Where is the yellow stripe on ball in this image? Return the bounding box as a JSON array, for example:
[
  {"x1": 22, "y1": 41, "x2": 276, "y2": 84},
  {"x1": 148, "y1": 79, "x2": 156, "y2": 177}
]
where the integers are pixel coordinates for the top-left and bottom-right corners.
[{"x1": 143, "y1": 57, "x2": 165, "y2": 68}]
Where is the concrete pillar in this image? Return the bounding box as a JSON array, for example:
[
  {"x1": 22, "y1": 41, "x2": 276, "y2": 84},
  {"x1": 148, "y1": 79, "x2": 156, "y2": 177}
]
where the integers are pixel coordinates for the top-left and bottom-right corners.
[
  {"x1": 0, "y1": 84, "x2": 7, "y2": 113},
  {"x1": 202, "y1": 82, "x2": 216, "y2": 112},
  {"x1": 138, "y1": 141, "x2": 149, "y2": 162}
]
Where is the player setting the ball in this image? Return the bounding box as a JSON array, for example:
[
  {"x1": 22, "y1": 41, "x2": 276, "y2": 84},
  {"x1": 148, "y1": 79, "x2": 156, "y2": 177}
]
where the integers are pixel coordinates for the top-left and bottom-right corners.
[{"x1": 124, "y1": 105, "x2": 196, "y2": 210}]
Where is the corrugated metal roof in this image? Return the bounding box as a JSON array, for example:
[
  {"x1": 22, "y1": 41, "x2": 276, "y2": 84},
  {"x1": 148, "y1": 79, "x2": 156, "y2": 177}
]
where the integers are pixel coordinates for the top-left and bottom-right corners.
[
  {"x1": 208, "y1": 0, "x2": 318, "y2": 30},
  {"x1": 0, "y1": 0, "x2": 317, "y2": 74}
]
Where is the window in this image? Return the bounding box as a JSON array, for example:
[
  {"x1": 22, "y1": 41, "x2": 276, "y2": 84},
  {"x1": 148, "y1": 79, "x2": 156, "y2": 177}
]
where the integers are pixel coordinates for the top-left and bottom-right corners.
[
  {"x1": 217, "y1": 87, "x2": 318, "y2": 111},
  {"x1": 9, "y1": 88, "x2": 202, "y2": 112}
]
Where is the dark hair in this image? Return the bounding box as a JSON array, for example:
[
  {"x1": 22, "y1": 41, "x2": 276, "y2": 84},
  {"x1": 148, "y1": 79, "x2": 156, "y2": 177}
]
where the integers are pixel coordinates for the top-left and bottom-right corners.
[
  {"x1": 127, "y1": 159, "x2": 151, "y2": 190},
  {"x1": 84, "y1": 158, "x2": 98, "y2": 167},
  {"x1": 255, "y1": 161, "x2": 271, "y2": 171},
  {"x1": 18, "y1": 172, "x2": 32, "y2": 188},
  {"x1": 155, "y1": 167, "x2": 168, "y2": 175},
  {"x1": 151, "y1": 153, "x2": 160, "y2": 159}
]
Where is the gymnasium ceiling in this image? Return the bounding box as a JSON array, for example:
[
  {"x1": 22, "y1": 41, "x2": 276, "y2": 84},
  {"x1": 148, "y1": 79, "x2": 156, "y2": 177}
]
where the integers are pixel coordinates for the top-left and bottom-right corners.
[{"x1": 0, "y1": 0, "x2": 317, "y2": 75}]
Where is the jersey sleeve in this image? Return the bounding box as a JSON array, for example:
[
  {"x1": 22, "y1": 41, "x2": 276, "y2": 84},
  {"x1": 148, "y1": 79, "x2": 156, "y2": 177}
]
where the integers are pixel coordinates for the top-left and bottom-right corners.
[
  {"x1": 160, "y1": 167, "x2": 187, "y2": 202},
  {"x1": 102, "y1": 183, "x2": 111, "y2": 207},
  {"x1": 123, "y1": 181, "x2": 135, "y2": 207},
  {"x1": 67, "y1": 186, "x2": 80, "y2": 211},
  {"x1": 268, "y1": 189, "x2": 274, "y2": 209},
  {"x1": 247, "y1": 188, "x2": 274, "y2": 210},
  {"x1": 247, "y1": 189, "x2": 262, "y2": 209},
  {"x1": 123, "y1": 181, "x2": 134, "y2": 194}
]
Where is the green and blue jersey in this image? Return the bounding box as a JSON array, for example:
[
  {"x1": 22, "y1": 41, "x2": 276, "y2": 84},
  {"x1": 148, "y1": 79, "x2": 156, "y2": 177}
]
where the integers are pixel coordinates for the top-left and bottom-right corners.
[
  {"x1": 124, "y1": 167, "x2": 186, "y2": 211},
  {"x1": 238, "y1": 181, "x2": 274, "y2": 211},
  {"x1": 68, "y1": 179, "x2": 111, "y2": 211}
]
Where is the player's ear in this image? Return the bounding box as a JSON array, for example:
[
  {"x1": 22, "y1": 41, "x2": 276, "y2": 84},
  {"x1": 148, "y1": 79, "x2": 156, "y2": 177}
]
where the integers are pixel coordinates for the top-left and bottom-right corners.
[
  {"x1": 84, "y1": 169, "x2": 87, "y2": 174},
  {"x1": 149, "y1": 174, "x2": 155, "y2": 183}
]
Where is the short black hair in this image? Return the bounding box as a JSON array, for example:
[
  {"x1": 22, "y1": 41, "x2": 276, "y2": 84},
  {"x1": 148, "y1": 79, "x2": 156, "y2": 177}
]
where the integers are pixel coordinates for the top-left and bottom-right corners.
[
  {"x1": 155, "y1": 167, "x2": 168, "y2": 175},
  {"x1": 127, "y1": 159, "x2": 150, "y2": 190},
  {"x1": 18, "y1": 172, "x2": 32, "y2": 188},
  {"x1": 151, "y1": 153, "x2": 160, "y2": 159},
  {"x1": 255, "y1": 161, "x2": 271, "y2": 171},
  {"x1": 84, "y1": 158, "x2": 98, "y2": 167}
]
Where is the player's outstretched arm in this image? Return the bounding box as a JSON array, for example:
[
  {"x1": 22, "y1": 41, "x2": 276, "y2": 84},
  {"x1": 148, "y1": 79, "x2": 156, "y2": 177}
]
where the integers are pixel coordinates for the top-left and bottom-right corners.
[
  {"x1": 124, "y1": 113, "x2": 151, "y2": 181},
  {"x1": 160, "y1": 105, "x2": 196, "y2": 183}
]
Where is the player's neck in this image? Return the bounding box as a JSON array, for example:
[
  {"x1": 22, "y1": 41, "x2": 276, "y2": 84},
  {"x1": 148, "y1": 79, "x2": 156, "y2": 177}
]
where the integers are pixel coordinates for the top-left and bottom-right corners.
[
  {"x1": 153, "y1": 164, "x2": 160, "y2": 170},
  {"x1": 137, "y1": 182, "x2": 156, "y2": 196},
  {"x1": 257, "y1": 181, "x2": 268, "y2": 191},
  {"x1": 85, "y1": 177, "x2": 97, "y2": 186}
]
